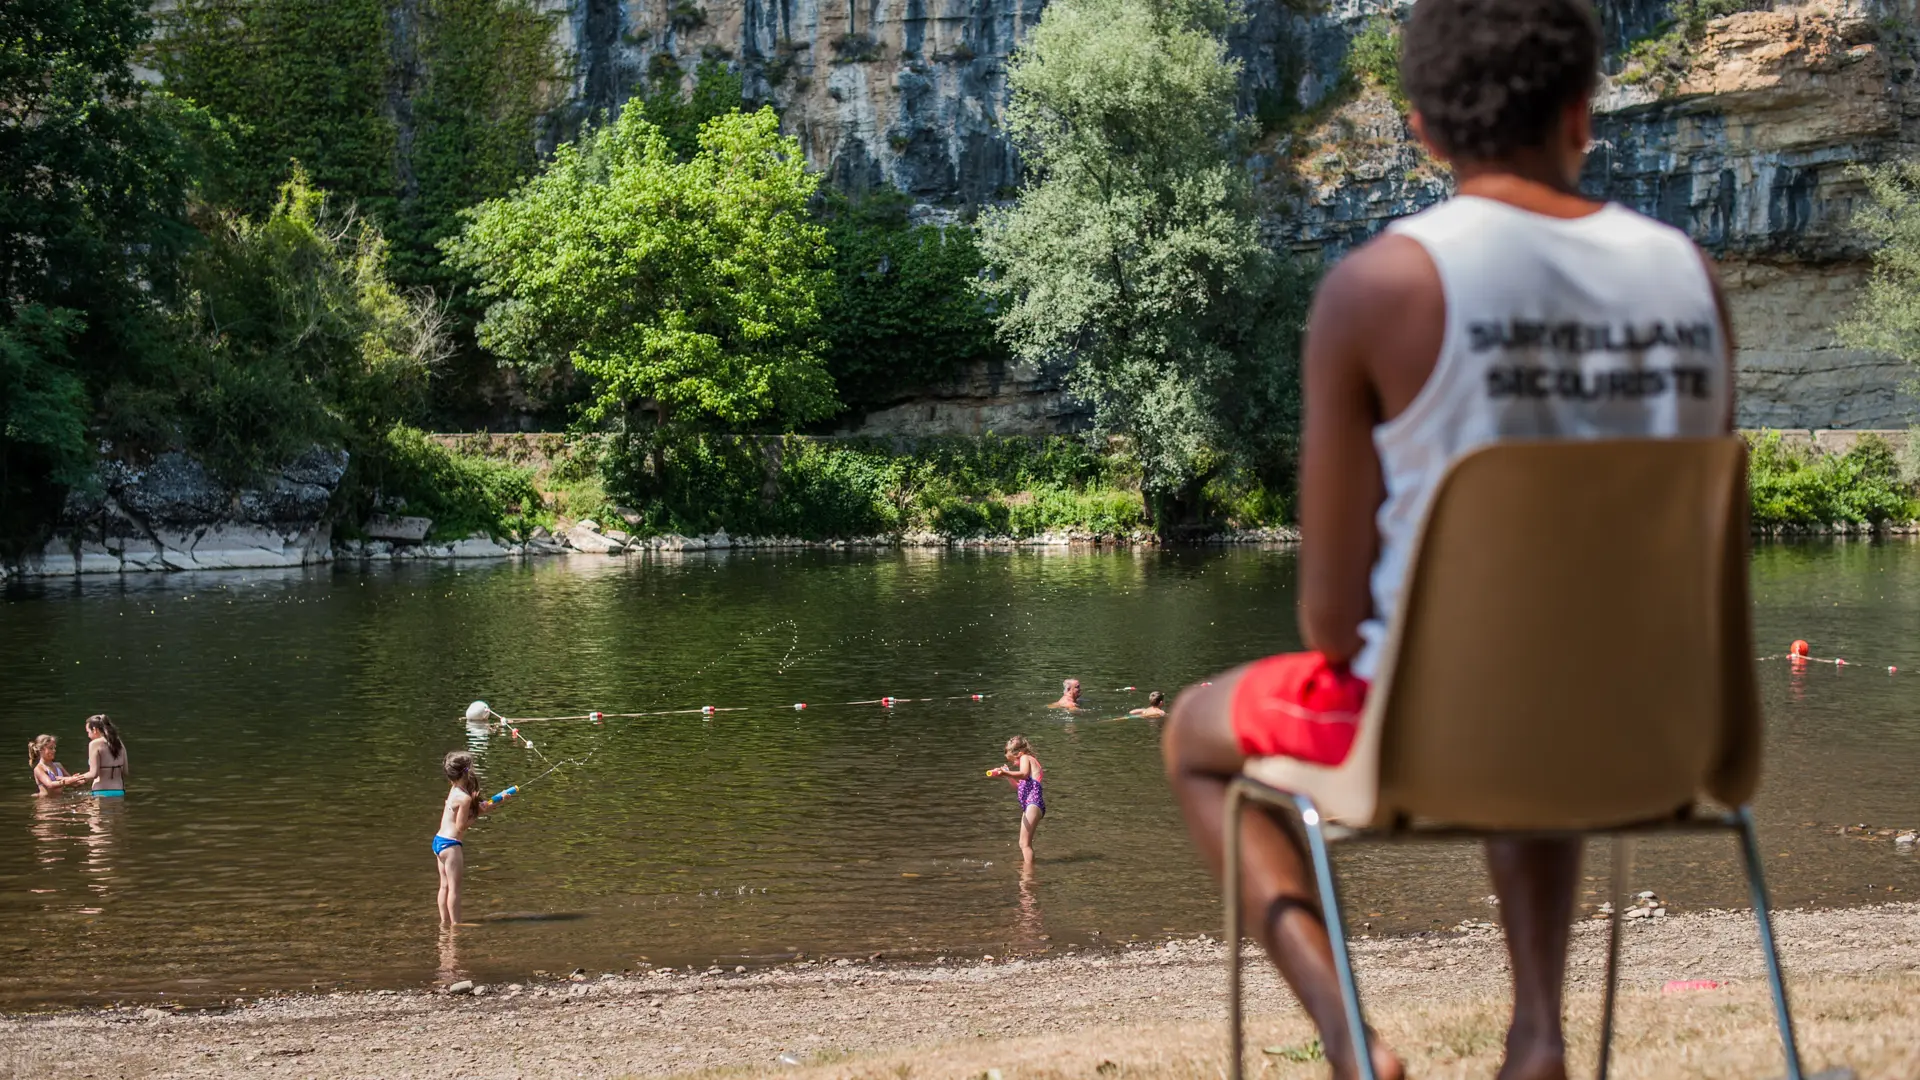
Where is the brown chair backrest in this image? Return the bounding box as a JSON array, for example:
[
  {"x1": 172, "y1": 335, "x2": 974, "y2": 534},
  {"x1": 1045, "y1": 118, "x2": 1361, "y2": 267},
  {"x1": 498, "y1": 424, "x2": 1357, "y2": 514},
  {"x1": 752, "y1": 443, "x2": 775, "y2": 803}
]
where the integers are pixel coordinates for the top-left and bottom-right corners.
[{"x1": 1365, "y1": 437, "x2": 1761, "y2": 830}]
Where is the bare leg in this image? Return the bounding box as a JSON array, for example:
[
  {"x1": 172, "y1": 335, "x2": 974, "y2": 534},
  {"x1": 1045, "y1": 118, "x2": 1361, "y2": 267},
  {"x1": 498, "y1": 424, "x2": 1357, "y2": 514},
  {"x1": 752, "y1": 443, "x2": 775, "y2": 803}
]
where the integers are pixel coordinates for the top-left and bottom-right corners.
[
  {"x1": 1487, "y1": 837, "x2": 1581, "y2": 1080},
  {"x1": 1163, "y1": 670, "x2": 1403, "y2": 1080},
  {"x1": 438, "y1": 845, "x2": 464, "y2": 926},
  {"x1": 1019, "y1": 806, "x2": 1044, "y2": 868},
  {"x1": 435, "y1": 850, "x2": 451, "y2": 925}
]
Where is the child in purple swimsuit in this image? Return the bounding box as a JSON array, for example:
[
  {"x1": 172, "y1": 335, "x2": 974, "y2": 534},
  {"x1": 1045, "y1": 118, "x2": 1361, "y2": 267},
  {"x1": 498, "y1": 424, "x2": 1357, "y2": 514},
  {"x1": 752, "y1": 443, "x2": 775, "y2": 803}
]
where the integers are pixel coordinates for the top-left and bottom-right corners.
[{"x1": 988, "y1": 736, "x2": 1046, "y2": 867}]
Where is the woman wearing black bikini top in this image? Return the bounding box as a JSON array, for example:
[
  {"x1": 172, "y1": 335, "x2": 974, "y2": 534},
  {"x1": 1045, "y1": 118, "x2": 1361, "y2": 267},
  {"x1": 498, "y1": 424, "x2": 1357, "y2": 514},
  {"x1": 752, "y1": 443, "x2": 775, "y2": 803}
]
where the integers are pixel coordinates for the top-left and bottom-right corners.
[{"x1": 66, "y1": 715, "x2": 128, "y2": 797}]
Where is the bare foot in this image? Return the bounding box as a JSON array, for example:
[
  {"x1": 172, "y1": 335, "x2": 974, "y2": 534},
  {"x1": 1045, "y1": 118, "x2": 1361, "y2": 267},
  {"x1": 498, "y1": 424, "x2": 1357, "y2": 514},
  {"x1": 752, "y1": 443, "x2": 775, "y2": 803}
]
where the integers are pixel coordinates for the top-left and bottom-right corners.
[
  {"x1": 1495, "y1": 1043, "x2": 1567, "y2": 1080},
  {"x1": 1326, "y1": 1033, "x2": 1406, "y2": 1080}
]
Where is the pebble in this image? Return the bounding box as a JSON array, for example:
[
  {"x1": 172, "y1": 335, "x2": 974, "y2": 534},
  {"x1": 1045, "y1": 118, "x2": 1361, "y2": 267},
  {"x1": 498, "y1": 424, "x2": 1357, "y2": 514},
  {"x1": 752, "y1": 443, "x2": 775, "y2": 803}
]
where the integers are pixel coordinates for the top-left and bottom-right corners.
[{"x1": 448, "y1": 981, "x2": 474, "y2": 995}]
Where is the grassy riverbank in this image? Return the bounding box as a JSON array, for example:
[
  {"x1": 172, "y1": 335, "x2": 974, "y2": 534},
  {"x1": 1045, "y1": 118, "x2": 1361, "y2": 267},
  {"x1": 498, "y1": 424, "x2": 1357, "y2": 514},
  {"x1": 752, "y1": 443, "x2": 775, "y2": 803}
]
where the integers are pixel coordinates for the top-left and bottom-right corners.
[
  {"x1": 2, "y1": 902, "x2": 1913, "y2": 1078},
  {"x1": 374, "y1": 427, "x2": 1920, "y2": 546},
  {"x1": 373, "y1": 430, "x2": 1290, "y2": 543}
]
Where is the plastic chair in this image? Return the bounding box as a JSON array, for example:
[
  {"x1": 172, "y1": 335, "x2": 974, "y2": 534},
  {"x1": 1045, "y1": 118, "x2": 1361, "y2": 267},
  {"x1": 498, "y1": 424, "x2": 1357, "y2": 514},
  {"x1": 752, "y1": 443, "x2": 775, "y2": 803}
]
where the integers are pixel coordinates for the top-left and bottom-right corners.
[{"x1": 1223, "y1": 437, "x2": 1802, "y2": 1080}]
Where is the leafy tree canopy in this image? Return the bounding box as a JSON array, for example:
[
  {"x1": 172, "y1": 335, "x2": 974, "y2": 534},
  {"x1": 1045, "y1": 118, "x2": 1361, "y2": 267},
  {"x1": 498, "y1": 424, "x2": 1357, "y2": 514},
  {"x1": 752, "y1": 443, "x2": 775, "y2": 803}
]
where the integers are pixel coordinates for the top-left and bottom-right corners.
[
  {"x1": 1, "y1": 0, "x2": 214, "y2": 536},
  {"x1": 446, "y1": 106, "x2": 836, "y2": 434},
  {"x1": 1839, "y1": 161, "x2": 1920, "y2": 377},
  {"x1": 976, "y1": 0, "x2": 1306, "y2": 513}
]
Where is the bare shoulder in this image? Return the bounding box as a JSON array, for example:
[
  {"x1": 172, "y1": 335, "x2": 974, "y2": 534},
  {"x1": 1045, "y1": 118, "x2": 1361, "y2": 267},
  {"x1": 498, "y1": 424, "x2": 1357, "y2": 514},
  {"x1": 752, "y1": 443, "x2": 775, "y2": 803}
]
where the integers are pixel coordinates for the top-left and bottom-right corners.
[{"x1": 1311, "y1": 233, "x2": 1441, "y2": 326}]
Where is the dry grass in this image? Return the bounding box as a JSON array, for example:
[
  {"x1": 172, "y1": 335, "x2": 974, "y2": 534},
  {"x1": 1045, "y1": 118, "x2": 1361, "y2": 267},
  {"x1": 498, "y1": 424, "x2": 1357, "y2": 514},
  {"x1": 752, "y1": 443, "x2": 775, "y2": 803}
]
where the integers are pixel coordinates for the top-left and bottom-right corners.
[{"x1": 685, "y1": 974, "x2": 1920, "y2": 1079}]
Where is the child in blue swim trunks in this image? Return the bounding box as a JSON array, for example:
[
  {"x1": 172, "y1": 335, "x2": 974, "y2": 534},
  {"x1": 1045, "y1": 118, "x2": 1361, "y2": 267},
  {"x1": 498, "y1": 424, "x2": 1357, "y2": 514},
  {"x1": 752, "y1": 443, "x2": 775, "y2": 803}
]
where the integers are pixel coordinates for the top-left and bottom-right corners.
[
  {"x1": 987, "y1": 736, "x2": 1045, "y2": 868},
  {"x1": 435, "y1": 751, "x2": 512, "y2": 926}
]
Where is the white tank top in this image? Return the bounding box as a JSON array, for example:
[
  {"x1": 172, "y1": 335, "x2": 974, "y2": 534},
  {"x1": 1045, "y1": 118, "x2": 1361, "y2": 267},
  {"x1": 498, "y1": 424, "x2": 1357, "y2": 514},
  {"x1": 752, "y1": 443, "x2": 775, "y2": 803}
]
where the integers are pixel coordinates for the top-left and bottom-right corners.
[{"x1": 1352, "y1": 196, "x2": 1728, "y2": 680}]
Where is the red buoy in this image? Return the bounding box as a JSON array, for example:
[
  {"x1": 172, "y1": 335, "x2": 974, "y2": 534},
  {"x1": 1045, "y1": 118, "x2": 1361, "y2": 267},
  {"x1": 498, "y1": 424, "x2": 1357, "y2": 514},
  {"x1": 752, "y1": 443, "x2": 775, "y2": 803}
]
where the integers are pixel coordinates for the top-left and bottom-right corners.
[
  {"x1": 970, "y1": 694, "x2": 983, "y2": 701},
  {"x1": 1790, "y1": 640, "x2": 1810, "y2": 657},
  {"x1": 591, "y1": 711, "x2": 605, "y2": 724},
  {"x1": 880, "y1": 696, "x2": 896, "y2": 707},
  {"x1": 701, "y1": 705, "x2": 715, "y2": 715},
  {"x1": 794, "y1": 703, "x2": 807, "y2": 710}
]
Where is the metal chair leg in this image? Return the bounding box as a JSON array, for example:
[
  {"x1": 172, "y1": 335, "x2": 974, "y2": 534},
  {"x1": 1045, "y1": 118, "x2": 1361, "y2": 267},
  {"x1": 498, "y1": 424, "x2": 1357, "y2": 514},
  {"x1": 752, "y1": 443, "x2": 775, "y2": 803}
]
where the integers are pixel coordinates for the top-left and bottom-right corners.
[
  {"x1": 1225, "y1": 779, "x2": 1247, "y2": 1080},
  {"x1": 1597, "y1": 836, "x2": 1634, "y2": 1080},
  {"x1": 1736, "y1": 805, "x2": 1805, "y2": 1080},
  {"x1": 1295, "y1": 794, "x2": 1378, "y2": 1080}
]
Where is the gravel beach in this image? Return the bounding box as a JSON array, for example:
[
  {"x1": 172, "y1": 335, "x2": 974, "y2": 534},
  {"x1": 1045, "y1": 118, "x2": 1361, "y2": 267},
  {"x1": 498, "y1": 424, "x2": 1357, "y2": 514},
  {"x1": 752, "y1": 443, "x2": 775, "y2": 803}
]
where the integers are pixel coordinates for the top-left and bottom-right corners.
[{"x1": 2, "y1": 902, "x2": 1916, "y2": 1079}]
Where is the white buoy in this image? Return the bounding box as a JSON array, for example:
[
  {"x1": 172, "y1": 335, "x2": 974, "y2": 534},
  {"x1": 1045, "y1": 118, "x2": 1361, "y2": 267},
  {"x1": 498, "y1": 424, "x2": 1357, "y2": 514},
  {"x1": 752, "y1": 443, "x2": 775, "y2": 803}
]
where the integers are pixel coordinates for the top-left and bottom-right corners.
[{"x1": 465, "y1": 700, "x2": 492, "y2": 723}]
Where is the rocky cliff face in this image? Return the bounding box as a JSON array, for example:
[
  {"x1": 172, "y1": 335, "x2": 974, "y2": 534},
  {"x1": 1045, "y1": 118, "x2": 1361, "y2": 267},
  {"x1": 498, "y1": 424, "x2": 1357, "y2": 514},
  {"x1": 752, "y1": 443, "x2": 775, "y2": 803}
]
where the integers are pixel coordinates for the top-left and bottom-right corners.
[
  {"x1": 570, "y1": 0, "x2": 1919, "y2": 432},
  {"x1": 1271, "y1": 0, "x2": 1920, "y2": 428},
  {"x1": 11, "y1": 449, "x2": 347, "y2": 578}
]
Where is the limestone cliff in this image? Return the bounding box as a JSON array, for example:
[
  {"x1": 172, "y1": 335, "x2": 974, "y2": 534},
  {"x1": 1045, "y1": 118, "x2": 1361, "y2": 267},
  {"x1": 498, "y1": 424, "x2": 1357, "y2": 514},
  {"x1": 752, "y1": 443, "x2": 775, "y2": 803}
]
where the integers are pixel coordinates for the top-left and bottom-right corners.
[
  {"x1": 570, "y1": 0, "x2": 1919, "y2": 431},
  {"x1": 1267, "y1": 0, "x2": 1920, "y2": 428}
]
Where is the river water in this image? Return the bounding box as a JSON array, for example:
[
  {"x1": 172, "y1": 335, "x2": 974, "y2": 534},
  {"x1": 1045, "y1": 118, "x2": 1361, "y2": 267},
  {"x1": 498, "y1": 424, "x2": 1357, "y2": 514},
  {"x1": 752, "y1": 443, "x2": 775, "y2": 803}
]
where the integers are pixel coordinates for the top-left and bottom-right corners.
[{"x1": 1, "y1": 544, "x2": 1916, "y2": 1008}]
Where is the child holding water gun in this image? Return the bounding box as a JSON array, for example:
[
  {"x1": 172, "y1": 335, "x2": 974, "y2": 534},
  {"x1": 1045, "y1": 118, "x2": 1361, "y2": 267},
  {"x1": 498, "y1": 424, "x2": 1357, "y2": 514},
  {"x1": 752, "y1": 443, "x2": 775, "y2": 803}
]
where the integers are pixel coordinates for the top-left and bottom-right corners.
[
  {"x1": 434, "y1": 751, "x2": 514, "y2": 926},
  {"x1": 987, "y1": 736, "x2": 1045, "y2": 867}
]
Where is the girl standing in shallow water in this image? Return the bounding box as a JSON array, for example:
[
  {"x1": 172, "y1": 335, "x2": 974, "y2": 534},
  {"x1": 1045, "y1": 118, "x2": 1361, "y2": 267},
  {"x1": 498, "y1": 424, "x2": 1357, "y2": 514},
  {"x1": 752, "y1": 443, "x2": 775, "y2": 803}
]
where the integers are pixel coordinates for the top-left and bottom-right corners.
[
  {"x1": 434, "y1": 751, "x2": 512, "y2": 925},
  {"x1": 28, "y1": 735, "x2": 78, "y2": 796},
  {"x1": 987, "y1": 736, "x2": 1045, "y2": 866}
]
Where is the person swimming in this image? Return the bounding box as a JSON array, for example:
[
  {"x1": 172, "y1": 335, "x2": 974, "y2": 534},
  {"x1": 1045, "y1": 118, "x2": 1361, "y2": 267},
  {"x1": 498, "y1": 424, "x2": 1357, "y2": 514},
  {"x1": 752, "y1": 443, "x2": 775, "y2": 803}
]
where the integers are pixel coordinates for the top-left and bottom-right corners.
[
  {"x1": 1130, "y1": 691, "x2": 1167, "y2": 719},
  {"x1": 1048, "y1": 679, "x2": 1082, "y2": 710},
  {"x1": 28, "y1": 735, "x2": 79, "y2": 797},
  {"x1": 987, "y1": 735, "x2": 1046, "y2": 867},
  {"x1": 435, "y1": 751, "x2": 512, "y2": 926},
  {"x1": 64, "y1": 716, "x2": 127, "y2": 796}
]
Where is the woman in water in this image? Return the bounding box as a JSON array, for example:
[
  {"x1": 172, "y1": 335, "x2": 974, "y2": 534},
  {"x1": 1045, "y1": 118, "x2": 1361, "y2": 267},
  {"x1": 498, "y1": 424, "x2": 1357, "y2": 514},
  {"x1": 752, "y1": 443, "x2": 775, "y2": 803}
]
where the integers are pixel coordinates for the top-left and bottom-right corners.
[
  {"x1": 64, "y1": 716, "x2": 127, "y2": 797},
  {"x1": 434, "y1": 751, "x2": 512, "y2": 926},
  {"x1": 988, "y1": 735, "x2": 1045, "y2": 866},
  {"x1": 28, "y1": 735, "x2": 79, "y2": 796},
  {"x1": 1130, "y1": 691, "x2": 1168, "y2": 719}
]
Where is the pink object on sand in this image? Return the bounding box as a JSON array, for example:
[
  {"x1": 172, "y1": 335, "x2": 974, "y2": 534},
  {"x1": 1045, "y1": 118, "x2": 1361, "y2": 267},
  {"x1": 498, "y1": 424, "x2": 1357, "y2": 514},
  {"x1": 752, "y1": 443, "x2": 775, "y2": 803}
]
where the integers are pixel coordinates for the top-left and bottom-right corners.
[{"x1": 1662, "y1": 979, "x2": 1722, "y2": 993}]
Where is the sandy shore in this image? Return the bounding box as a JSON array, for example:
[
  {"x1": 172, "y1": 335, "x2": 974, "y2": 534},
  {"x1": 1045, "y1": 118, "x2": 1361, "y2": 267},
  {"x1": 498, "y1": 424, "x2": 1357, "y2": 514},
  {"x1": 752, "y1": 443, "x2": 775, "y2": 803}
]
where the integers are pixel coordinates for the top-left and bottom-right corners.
[{"x1": 2, "y1": 902, "x2": 1915, "y2": 1079}]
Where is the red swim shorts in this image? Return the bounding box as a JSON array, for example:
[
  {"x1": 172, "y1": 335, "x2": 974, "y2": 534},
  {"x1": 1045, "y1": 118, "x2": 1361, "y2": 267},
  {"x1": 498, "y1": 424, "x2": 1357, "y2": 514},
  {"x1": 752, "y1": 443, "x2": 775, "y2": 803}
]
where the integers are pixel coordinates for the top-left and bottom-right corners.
[{"x1": 1230, "y1": 651, "x2": 1370, "y2": 766}]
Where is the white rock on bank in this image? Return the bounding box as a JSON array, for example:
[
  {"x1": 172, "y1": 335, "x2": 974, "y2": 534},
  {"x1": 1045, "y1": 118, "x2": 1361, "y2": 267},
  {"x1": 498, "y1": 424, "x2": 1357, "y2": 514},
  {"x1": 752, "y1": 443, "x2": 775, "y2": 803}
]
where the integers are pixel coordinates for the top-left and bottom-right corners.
[
  {"x1": 566, "y1": 524, "x2": 622, "y2": 554},
  {"x1": 447, "y1": 536, "x2": 512, "y2": 559}
]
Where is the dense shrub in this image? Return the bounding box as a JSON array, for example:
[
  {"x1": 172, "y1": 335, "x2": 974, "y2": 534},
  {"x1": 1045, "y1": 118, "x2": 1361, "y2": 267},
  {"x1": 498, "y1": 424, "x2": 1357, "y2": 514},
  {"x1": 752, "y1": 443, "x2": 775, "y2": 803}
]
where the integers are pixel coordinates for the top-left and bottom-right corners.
[
  {"x1": 1746, "y1": 431, "x2": 1915, "y2": 531},
  {"x1": 595, "y1": 434, "x2": 1276, "y2": 539},
  {"x1": 357, "y1": 425, "x2": 546, "y2": 540}
]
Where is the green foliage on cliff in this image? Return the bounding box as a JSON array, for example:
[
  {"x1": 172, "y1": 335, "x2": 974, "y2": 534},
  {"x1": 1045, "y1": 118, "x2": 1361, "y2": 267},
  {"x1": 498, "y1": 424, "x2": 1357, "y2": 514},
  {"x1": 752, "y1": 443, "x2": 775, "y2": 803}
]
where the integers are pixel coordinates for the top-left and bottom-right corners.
[
  {"x1": 447, "y1": 107, "x2": 837, "y2": 435},
  {"x1": 640, "y1": 55, "x2": 747, "y2": 161},
  {"x1": 1344, "y1": 15, "x2": 1405, "y2": 110},
  {"x1": 1838, "y1": 161, "x2": 1920, "y2": 378},
  {"x1": 979, "y1": 0, "x2": 1307, "y2": 520},
  {"x1": 156, "y1": 0, "x2": 563, "y2": 285},
  {"x1": 818, "y1": 192, "x2": 1005, "y2": 412},
  {"x1": 1746, "y1": 432, "x2": 1916, "y2": 531},
  {"x1": 173, "y1": 174, "x2": 449, "y2": 480},
  {"x1": 1616, "y1": 0, "x2": 1762, "y2": 90}
]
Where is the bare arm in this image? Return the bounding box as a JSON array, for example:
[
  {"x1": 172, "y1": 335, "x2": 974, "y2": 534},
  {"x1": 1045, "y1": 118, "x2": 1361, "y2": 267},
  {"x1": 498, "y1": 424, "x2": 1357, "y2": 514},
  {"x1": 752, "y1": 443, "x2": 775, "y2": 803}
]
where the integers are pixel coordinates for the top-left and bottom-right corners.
[{"x1": 1297, "y1": 235, "x2": 1444, "y2": 664}]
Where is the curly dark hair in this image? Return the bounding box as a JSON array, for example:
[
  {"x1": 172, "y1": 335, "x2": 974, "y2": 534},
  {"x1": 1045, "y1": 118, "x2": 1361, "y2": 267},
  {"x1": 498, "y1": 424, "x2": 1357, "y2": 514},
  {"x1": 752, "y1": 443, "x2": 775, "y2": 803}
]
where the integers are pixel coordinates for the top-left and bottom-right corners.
[{"x1": 1400, "y1": 0, "x2": 1601, "y2": 162}]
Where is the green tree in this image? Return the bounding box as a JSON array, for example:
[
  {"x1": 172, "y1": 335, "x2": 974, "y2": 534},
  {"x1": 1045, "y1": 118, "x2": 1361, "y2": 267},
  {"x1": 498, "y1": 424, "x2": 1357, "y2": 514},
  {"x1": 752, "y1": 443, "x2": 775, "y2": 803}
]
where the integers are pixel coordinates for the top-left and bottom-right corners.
[
  {"x1": 818, "y1": 192, "x2": 1005, "y2": 413},
  {"x1": 1, "y1": 0, "x2": 212, "y2": 540},
  {"x1": 173, "y1": 173, "x2": 450, "y2": 480},
  {"x1": 975, "y1": 0, "x2": 1305, "y2": 521},
  {"x1": 1838, "y1": 161, "x2": 1920, "y2": 376},
  {"x1": 445, "y1": 106, "x2": 836, "y2": 444}
]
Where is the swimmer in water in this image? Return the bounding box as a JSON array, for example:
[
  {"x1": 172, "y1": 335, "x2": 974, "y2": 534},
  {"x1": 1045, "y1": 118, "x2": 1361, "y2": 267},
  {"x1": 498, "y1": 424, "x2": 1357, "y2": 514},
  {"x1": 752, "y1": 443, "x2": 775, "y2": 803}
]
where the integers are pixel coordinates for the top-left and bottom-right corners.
[
  {"x1": 435, "y1": 751, "x2": 513, "y2": 926},
  {"x1": 63, "y1": 716, "x2": 127, "y2": 796},
  {"x1": 28, "y1": 735, "x2": 80, "y2": 797},
  {"x1": 987, "y1": 736, "x2": 1045, "y2": 867},
  {"x1": 1048, "y1": 678, "x2": 1082, "y2": 710},
  {"x1": 1130, "y1": 691, "x2": 1168, "y2": 719}
]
